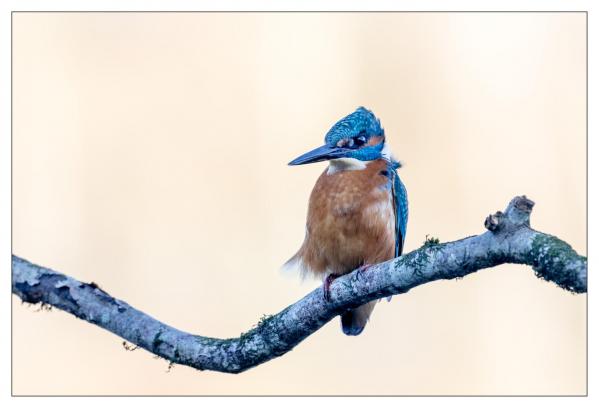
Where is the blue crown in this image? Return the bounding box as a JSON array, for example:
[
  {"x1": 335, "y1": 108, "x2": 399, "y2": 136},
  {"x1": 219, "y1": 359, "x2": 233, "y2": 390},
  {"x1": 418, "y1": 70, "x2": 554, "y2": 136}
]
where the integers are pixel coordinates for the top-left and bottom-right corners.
[{"x1": 324, "y1": 107, "x2": 384, "y2": 145}]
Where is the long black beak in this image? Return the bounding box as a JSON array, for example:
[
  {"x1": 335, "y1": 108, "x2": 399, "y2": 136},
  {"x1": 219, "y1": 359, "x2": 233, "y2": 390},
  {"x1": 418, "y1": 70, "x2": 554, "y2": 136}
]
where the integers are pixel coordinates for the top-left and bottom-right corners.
[{"x1": 288, "y1": 144, "x2": 348, "y2": 166}]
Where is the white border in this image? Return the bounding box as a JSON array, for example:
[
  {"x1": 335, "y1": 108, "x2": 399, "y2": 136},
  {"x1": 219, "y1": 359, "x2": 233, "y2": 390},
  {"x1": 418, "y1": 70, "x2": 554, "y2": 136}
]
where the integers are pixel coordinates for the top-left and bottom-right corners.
[{"x1": 1, "y1": 1, "x2": 595, "y2": 406}]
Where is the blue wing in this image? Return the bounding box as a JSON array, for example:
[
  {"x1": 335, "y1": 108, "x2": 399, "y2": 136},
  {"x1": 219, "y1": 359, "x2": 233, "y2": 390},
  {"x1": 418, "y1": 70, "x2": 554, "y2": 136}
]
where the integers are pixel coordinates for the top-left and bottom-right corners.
[{"x1": 391, "y1": 165, "x2": 408, "y2": 257}]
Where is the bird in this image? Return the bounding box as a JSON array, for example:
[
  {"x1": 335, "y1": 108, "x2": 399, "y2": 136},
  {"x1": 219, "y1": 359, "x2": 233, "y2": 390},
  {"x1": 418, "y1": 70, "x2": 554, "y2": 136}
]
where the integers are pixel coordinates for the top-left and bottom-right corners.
[{"x1": 285, "y1": 107, "x2": 408, "y2": 336}]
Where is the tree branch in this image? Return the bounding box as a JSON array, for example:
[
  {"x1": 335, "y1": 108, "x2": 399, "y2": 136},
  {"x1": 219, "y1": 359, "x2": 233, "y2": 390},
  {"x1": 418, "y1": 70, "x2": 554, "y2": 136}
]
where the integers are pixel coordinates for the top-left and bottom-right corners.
[{"x1": 12, "y1": 196, "x2": 586, "y2": 374}]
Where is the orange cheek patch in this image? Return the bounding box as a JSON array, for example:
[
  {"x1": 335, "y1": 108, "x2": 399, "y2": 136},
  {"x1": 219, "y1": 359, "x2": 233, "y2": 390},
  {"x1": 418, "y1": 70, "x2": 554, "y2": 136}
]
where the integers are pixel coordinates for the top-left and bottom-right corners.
[{"x1": 366, "y1": 136, "x2": 384, "y2": 146}]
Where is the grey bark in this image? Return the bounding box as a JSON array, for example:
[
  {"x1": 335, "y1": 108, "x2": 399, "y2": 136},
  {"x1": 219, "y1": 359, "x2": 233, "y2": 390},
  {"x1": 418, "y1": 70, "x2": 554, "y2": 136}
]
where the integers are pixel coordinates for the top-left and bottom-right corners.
[{"x1": 12, "y1": 196, "x2": 586, "y2": 374}]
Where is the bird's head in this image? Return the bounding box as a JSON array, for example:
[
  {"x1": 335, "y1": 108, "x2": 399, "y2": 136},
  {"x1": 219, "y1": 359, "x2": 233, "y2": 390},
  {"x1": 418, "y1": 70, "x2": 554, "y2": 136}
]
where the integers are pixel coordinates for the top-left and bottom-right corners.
[{"x1": 288, "y1": 107, "x2": 388, "y2": 166}]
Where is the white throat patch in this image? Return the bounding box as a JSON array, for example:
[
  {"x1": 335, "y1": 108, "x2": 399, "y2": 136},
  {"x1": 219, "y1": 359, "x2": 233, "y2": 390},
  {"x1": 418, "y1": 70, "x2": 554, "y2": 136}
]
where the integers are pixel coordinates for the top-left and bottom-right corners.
[{"x1": 327, "y1": 158, "x2": 367, "y2": 174}]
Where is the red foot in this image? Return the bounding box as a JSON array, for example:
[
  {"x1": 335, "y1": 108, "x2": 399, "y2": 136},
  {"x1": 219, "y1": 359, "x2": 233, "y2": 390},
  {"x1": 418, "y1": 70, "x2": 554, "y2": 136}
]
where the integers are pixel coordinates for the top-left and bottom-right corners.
[
  {"x1": 323, "y1": 274, "x2": 340, "y2": 302},
  {"x1": 356, "y1": 263, "x2": 373, "y2": 279}
]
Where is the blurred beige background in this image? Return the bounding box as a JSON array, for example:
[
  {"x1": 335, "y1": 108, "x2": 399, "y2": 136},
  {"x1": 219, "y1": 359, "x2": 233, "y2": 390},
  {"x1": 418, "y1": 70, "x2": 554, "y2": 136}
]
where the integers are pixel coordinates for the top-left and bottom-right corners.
[{"x1": 12, "y1": 12, "x2": 586, "y2": 395}]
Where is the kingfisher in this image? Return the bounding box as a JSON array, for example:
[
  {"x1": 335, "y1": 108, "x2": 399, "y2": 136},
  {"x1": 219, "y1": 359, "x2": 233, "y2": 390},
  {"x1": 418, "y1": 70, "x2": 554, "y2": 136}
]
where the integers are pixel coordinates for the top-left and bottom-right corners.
[{"x1": 285, "y1": 107, "x2": 408, "y2": 336}]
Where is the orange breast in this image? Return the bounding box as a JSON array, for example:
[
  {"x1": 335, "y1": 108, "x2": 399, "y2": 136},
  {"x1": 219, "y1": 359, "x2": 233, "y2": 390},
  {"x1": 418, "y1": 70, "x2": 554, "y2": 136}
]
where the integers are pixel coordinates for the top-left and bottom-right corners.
[{"x1": 290, "y1": 159, "x2": 396, "y2": 278}]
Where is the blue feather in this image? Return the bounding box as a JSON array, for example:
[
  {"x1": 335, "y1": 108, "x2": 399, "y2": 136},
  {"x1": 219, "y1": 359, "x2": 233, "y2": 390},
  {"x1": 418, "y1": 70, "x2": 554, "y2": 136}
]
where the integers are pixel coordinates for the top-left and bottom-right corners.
[
  {"x1": 390, "y1": 161, "x2": 408, "y2": 257},
  {"x1": 324, "y1": 107, "x2": 384, "y2": 145}
]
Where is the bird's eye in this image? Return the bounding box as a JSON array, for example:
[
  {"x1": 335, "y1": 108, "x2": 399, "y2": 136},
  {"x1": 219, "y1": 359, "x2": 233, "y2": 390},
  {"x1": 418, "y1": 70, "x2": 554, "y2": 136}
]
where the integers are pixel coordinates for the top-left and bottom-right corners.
[{"x1": 353, "y1": 135, "x2": 367, "y2": 147}]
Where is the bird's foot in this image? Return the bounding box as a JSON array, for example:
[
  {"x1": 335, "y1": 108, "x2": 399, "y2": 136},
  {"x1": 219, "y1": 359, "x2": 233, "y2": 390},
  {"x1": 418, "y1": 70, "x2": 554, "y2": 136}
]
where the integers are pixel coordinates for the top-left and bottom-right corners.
[
  {"x1": 323, "y1": 274, "x2": 340, "y2": 302},
  {"x1": 356, "y1": 264, "x2": 373, "y2": 280}
]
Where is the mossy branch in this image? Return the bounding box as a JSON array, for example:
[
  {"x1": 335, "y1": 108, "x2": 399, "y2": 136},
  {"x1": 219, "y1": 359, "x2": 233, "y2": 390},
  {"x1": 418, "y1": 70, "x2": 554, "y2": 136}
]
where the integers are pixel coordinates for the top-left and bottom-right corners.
[{"x1": 12, "y1": 196, "x2": 586, "y2": 374}]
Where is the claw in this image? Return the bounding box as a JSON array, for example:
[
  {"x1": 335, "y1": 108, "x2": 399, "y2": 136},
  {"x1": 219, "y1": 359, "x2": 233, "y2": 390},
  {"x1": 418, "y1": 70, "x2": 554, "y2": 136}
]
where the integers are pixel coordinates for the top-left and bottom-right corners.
[
  {"x1": 323, "y1": 274, "x2": 340, "y2": 302},
  {"x1": 356, "y1": 263, "x2": 373, "y2": 280}
]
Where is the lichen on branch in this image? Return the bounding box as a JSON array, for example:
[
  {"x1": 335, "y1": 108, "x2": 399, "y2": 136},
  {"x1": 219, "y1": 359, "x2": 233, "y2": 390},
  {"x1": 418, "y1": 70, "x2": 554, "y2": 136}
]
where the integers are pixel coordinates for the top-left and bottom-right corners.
[{"x1": 12, "y1": 196, "x2": 586, "y2": 374}]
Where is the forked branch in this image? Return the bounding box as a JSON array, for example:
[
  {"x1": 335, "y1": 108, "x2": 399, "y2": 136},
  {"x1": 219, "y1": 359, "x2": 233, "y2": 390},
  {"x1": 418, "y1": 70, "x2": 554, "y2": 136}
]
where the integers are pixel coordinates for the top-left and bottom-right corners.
[{"x1": 12, "y1": 196, "x2": 586, "y2": 373}]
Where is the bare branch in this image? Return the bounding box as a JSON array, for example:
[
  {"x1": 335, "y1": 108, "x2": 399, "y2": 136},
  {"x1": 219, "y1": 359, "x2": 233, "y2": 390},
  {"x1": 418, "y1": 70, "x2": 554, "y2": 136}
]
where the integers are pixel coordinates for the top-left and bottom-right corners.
[{"x1": 12, "y1": 196, "x2": 586, "y2": 374}]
